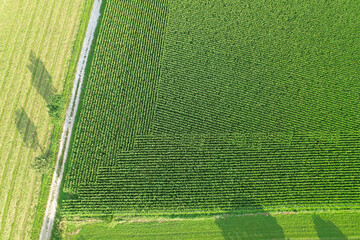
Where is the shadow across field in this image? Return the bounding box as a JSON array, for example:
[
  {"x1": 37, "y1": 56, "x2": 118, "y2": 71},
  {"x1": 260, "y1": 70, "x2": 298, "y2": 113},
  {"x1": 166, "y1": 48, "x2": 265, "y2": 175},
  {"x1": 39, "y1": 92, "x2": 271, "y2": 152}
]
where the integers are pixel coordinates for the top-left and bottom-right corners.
[
  {"x1": 14, "y1": 108, "x2": 42, "y2": 152},
  {"x1": 215, "y1": 200, "x2": 285, "y2": 240},
  {"x1": 27, "y1": 51, "x2": 56, "y2": 104},
  {"x1": 313, "y1": 215, "x2": 347, "y2": 240}
]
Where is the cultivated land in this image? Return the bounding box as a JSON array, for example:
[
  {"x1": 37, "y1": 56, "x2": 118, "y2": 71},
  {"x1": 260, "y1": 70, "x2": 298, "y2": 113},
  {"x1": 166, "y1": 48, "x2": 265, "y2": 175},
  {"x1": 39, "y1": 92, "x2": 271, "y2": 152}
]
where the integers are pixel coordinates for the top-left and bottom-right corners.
[
  {"x1": 59, "y1": 0, "x2": 360, "y2": 238},
  {"x1": 0, "y1": 0, "x2": 93, "y2": 239}
]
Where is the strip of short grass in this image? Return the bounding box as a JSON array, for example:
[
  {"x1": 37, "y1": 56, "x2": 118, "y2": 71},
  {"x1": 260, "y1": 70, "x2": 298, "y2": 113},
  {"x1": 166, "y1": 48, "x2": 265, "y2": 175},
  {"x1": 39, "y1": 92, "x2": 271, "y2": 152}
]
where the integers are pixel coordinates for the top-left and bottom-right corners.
[{"x1": 59, "y1": 211, "x2": 360, "y2": 240}]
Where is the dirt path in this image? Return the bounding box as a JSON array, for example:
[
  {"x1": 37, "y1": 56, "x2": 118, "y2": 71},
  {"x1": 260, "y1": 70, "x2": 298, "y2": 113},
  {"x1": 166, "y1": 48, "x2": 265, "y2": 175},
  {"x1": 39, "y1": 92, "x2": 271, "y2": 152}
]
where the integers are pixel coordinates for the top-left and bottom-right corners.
[{"x1": 39, "y1": 1, "x2": 102, "y2": 239}]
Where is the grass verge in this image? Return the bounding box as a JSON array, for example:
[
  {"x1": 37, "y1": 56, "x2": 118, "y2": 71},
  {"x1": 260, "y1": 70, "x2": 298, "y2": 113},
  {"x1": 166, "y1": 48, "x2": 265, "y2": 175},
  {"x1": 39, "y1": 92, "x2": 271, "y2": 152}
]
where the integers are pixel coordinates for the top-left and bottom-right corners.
[
  {"x1": 30, "y1": 1, "x2": 96, "y2": 239},
  {"x1": 50, "y1": 1, "x2": 108, "y2": 239},
  {"x1": 59, "y1": 210, "x2": 360, "y2": 240}
]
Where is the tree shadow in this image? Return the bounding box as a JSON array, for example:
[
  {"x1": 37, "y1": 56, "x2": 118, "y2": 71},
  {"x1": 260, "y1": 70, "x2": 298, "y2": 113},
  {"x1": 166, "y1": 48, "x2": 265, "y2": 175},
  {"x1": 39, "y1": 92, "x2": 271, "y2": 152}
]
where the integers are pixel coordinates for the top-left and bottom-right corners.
[
  {"x1": 215, "y1": 200, "x2": 285, "y2": 240},
  {"x1": 14, "y1": 108, "x2": 42, "y2": 152},
  {"x1": 27, "y1": 51, "x2": 56, "y2": 104},
  {"x1": 313, "y1": 215, "x2": 348, "y2": 240}
]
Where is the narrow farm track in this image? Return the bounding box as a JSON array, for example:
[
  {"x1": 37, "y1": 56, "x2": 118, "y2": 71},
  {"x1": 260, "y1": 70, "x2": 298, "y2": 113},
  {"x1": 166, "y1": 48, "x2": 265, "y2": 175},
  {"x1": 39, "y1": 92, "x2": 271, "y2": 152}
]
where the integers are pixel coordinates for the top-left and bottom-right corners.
[
  {"x1": 18, "y1": 3, "x2": 87, "y2": 239},
  {"x1": 0, "y1": 0, "x2": 89, "y2": 239},
  {"x1": 8, "y1": 1, "x2": 86, "y2": 239},
  {"x1": 39, "y1": 1, "x2": 102, "y2": 239}
]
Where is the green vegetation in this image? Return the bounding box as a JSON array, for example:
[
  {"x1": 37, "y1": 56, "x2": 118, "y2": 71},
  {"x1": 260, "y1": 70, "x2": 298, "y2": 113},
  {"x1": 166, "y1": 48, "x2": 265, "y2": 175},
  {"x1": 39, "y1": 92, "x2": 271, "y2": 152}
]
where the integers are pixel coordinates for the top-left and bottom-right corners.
[
  {"x1": 60, "y1": 211, "x2": 360, "y2": 239},
  {"x1": 47, "y1": 94, "x2": 65, "y2": 124},
  {"x1": 62, "y1": 0, "x2": 360, "y2": 219},
  {"x1": 0, "y1": 0, "x2": 93, "y2": 239},
  {"x1": 63, "y1": 132, "x2": 360, "y2": 216}
]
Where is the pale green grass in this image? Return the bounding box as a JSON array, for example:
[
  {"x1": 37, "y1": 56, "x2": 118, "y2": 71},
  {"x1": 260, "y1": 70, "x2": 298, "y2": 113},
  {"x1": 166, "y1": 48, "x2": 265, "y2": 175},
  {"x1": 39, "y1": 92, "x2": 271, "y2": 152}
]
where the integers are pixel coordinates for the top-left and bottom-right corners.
[
  {"x1": 0, "y1": 0, "x2": 90, "y2": 239},
  {"x1": 60, "y1": 211, "x2": 360, "y2": 240}
]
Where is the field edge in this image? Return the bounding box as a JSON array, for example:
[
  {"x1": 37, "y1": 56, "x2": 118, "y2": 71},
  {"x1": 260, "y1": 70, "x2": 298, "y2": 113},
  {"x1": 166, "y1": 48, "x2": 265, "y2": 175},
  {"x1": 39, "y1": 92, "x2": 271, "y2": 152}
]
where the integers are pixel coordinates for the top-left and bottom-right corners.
[{"x1": 30, "y1": 1, "x2": 96, "y2": 239}]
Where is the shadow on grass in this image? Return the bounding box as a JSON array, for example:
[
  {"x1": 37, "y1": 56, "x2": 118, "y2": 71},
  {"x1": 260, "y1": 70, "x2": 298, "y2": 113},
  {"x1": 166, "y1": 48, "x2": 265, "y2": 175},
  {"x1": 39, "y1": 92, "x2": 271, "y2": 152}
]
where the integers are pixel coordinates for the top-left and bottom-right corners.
[
  {"x1": 313, "y1": 215, "x2": 347, "y2": 240},
  {"x1": 215, "y1": 200, "x2": 285, "y2": 240},
  {"x1": 15, "y1": 108, "x2": 52, "y2": 173},
  {"x1": 27, "y1": 51, "x2": 56, "y2": 104},
  {"x1": 14, "y1": 108, "x2": 42, "y2": 152}
]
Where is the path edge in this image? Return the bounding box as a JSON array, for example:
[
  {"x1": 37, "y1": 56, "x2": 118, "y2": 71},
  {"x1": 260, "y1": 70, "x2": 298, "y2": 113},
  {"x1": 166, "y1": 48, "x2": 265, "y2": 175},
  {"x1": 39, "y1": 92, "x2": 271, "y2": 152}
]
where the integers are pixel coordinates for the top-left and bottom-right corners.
[{"x1": 39, "y1": 1, "x2": 102, "y2": 239}]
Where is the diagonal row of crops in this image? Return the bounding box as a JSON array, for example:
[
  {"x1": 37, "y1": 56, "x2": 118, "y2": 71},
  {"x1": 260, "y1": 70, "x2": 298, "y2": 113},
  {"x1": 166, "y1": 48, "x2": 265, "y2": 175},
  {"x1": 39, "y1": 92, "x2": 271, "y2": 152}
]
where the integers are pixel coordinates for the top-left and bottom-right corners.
[{"x1": 62, "y1": 0, "x2": 360, "y2": 218}]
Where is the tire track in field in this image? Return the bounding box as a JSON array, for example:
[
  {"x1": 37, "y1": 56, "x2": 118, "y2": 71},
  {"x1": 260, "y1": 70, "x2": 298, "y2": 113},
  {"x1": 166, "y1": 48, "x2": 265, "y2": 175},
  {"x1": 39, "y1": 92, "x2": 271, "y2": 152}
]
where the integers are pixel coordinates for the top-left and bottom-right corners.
[{"x1": 39, "y1": 1, "x2": 102, "y2": 239}]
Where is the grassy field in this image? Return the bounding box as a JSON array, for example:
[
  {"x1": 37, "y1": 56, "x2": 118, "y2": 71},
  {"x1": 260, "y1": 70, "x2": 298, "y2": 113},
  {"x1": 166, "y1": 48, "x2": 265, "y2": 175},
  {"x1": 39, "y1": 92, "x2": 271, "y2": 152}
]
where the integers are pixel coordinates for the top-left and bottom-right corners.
[
  {"x1": 59, "y1": 211, "x2": 360, "y2": 239},
  {"x1": 62, "y1": 0, "x2": 360, "y2": 218},
  {"x1": 0, "y1": 0, "x2": 93, "y2": 239}
]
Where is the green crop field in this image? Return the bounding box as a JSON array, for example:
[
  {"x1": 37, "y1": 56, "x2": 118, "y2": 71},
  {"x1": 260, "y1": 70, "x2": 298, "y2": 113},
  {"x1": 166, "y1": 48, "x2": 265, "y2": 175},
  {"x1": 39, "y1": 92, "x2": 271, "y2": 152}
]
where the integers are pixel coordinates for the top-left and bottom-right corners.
[
  {"x1": 62, "y1": 0, "x2": 360, "y2": 215},
  {"x1": 58, "y1": 0, "x2": 360, "y2": 238},
  {"x1": 0, "y1": 0, "x2": 93, "y2": 239}
]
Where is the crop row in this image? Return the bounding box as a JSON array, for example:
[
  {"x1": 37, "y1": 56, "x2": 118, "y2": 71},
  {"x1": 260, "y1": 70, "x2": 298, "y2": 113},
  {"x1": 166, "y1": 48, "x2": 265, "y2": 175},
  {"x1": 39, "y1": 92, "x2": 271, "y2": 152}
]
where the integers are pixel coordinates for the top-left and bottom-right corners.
[
  {"x1": 62, "y1": 0, "x2": 360, "y2": 217},
  {"x1": 62, "y1": 133, "x2": 360, "y2": 216},
  {"x1": 63, "y1": 0, "x2": 169, "y2": 192}
]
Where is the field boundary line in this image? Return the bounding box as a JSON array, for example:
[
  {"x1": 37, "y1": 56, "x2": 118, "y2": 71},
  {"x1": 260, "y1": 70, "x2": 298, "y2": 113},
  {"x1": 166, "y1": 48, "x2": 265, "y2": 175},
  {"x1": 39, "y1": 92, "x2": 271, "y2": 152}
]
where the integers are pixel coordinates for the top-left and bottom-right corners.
[{"x1": 39, "y1": 1, "x2": 102, "y2": 239}]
